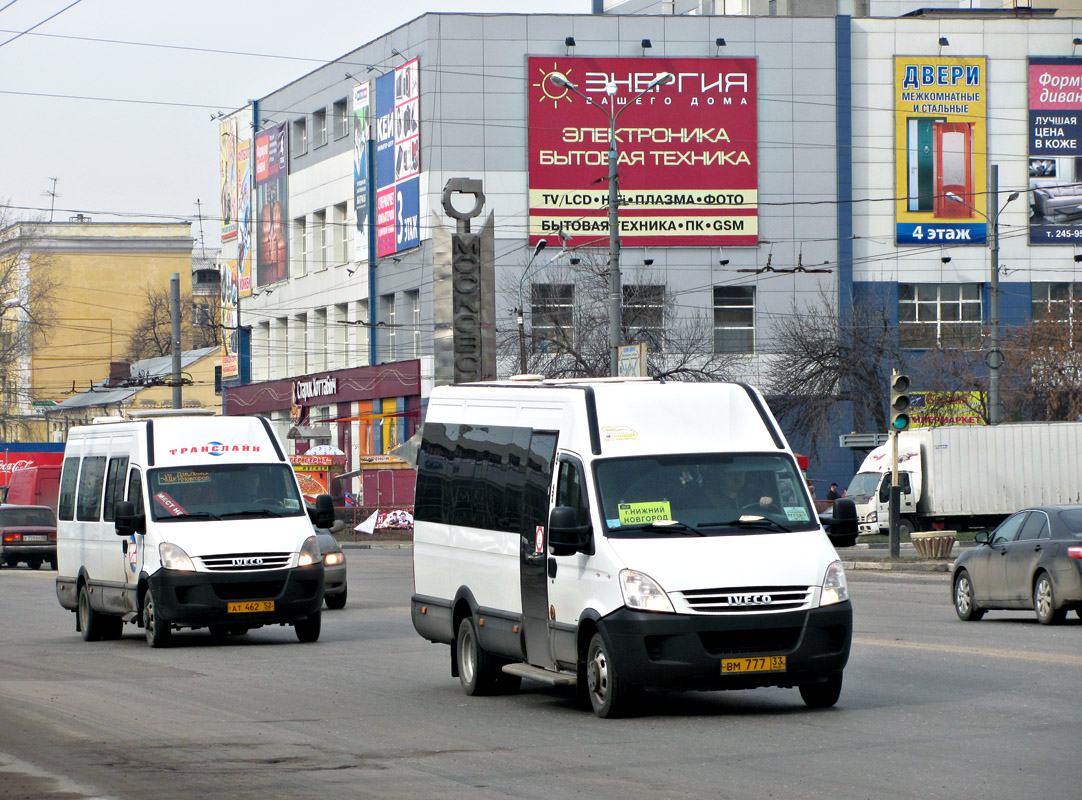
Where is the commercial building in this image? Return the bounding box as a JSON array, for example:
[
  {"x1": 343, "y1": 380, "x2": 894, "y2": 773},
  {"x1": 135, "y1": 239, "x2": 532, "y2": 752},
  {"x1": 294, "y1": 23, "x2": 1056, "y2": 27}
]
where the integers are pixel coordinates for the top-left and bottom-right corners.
[{"x1": 219, "y1": 3, "x2": 1082, "y2": 481}]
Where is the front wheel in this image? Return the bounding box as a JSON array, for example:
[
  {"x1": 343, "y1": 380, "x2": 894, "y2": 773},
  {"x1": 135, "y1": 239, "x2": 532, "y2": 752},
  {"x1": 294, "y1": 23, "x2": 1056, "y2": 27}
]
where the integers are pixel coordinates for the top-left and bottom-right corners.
[
  {"x1": 1034, "y1": 573, "x2": 1066, "y2": 625},
  {"x1": 586, "y1": 632, "x2": 637, "y2": 718},
  {"x1": 799, "y1": 672, "x2": 843, "y2": 708},
  {"x1": 954, "y1": 570, "x2": 984, "y2": 621},
  {"x1": 142, "y1": 589, "x2": 172, "y2": 648},
  {"x1": 896, "y1": 518, "x2": 916, "y2": 538},
  {"x1": 295, "y1": 611, "x2": 322, "y2": 642},
  {"x1": 78, "y1": 584, "x2": 102, "y2": 642},
  {"x1": 325, "y1": 587, "x2": 347, "y2": 610}
]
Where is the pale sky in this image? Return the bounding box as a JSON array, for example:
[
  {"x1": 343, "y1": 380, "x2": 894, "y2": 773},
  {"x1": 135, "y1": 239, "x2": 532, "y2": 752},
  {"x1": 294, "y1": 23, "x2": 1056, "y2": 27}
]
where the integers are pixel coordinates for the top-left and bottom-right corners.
[{"x1": 0, "y1": 0, "x2": 588, "y2": 247}]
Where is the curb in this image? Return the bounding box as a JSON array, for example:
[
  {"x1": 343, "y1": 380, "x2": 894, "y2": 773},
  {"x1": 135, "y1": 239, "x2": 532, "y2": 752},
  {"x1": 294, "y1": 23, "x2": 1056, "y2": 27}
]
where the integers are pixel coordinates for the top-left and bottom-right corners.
[{"x1": 341, "y1": 541, "x2": 413, "y2": 550}]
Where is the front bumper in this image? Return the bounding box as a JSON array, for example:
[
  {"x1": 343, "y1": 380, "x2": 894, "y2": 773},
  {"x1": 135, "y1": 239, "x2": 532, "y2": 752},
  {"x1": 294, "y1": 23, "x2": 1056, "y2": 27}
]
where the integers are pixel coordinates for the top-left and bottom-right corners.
[
  {"x1": 323, "y1": 562, "x2": 347, "y2": 596},
  {"x1": 598, "y1": 601, "x2": 852, "y2": 690},
  {"x1": 148, "y1": 565, "x2": 324, "y2": 628}
]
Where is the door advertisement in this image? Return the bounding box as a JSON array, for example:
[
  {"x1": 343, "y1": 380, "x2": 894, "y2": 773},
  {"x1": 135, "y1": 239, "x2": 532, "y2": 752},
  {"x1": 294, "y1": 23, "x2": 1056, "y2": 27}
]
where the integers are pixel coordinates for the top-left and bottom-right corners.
[
  {"x1": 1028, "y1": 57, "x2": 1082, "y2": 244},
  {"x1": 527, "y1": 56, "x2": 758, "y2": 248},
  {"x1": 894, "y1": 56, "x2": 988, "y2": 246},
  {"x1": 375, "y1": 58, "x2": 420, "y2": 258}
]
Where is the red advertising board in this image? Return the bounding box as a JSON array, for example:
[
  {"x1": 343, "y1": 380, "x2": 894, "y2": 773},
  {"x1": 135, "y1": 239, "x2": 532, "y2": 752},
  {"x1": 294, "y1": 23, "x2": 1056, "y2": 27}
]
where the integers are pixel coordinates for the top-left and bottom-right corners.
[{"x1": 528, "y1": 57, "x2": 758, "y2": 248}]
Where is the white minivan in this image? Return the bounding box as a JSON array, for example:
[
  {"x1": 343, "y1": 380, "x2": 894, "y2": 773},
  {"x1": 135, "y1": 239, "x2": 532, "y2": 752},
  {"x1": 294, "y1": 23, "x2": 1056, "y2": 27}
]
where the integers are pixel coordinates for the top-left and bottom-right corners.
[
  {"x1": 411, "y1": 379, "x2": 854, "y2": 717},
  {"x1": 55, "y1": 411, "x2": 334, "y2": 646}
]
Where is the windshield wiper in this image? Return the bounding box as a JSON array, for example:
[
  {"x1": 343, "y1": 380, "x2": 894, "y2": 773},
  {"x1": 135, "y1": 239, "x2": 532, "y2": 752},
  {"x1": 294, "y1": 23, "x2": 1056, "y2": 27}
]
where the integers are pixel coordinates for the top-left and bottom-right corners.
[
  {"x1": 158, "y1": 511, "x2": 218, "y2": 521},
  {"x1": 700, "y1": 516, "x2": 793, "y2": 533},
  {"x1": 620, "y1": 520, "x2": 706, "y2": 536},
  {"x1": 220, "y1": 509, "x2": 285, "y2": 518}
]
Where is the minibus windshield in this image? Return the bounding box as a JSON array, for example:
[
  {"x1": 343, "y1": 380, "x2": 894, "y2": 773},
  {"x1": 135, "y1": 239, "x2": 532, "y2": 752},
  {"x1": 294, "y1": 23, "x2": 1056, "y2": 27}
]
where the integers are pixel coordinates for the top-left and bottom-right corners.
[
  {"x1": 595, "y1": 453, "x2": 817, "y2": 536},
  {"x1": 147, "y1": 463, "x2": 304, "y2": 522}
]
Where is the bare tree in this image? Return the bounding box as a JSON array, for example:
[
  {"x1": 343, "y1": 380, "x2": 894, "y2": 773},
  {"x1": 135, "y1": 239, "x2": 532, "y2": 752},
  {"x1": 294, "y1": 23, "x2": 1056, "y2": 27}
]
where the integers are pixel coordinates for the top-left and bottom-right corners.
[
  {"x1": 765, "y1": 290, "x2": 903, "y2": 459},
  {"x1": 1001, "y1": 319, "x2": 1082, "y2": 422},
  {"x1": 0, "y1": 206, "x2": 59, "y2": 438},
  {"x1": 125, "y1": 285, "x2": 220, "y2": 363},
  {"x1": 497, "y1": 252, "x2": 738, "y2": 381}
]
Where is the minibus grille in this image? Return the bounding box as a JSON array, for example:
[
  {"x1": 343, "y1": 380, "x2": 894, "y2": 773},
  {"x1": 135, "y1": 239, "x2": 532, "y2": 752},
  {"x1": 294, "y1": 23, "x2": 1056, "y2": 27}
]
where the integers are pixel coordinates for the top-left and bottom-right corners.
[
  {"x1": 198, "y1": 552, "x2": 293, "y2": 571},
  {"x1": 698, "y1": 627, "x2": 802, "y2": 656},
  {"x1": 676, "y1": 585, "x2": 812, "y2": 614}
]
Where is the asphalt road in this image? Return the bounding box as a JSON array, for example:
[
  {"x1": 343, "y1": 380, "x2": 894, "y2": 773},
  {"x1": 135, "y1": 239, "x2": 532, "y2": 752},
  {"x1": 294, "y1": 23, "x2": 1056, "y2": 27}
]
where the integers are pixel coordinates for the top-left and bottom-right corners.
[{"x1": 1, "y1": 551, "x2": 1080, "y2": 800}]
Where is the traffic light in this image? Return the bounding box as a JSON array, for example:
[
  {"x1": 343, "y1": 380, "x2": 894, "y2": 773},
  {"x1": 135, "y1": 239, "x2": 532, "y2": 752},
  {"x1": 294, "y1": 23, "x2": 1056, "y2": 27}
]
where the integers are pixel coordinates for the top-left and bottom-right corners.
[{"x1": 889, "y1": 372, "x2": 910, "y2": 432}]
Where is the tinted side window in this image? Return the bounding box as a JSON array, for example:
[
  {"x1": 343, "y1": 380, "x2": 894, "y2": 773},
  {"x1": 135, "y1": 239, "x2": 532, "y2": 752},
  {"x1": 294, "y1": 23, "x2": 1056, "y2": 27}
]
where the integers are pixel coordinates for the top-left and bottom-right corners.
[
  {"x1": 415, "y1": 422, "x2": 453, "y2": 524},
  {"x1": 556, "y1": 458, "x2": 589, "y2": 526},
  {"x1": 75, "y1": 456, "x2": 107, "y2": 522},
  {"x1": 58, "y1": 456, "x2": 80, "y2": 521},
  {"x1": 102, "y1": 456, "x2": 129, "y2": 522},
  {"x1": 992, "y1": 512, "x2": 1027, "y2": 544},
  {"x1": 1017, "y1": 512, "x2": 1048, "y2": 541},
  {"x1": 127, "y1": 468, "x2": 144, "y2": 513}
]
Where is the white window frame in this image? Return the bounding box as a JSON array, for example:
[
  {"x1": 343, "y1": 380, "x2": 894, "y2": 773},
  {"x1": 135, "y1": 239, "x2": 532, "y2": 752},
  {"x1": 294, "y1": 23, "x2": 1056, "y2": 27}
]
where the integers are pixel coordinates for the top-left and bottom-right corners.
[{"x1": 713, "y1": 285, "x2": 755, "y2": 354}]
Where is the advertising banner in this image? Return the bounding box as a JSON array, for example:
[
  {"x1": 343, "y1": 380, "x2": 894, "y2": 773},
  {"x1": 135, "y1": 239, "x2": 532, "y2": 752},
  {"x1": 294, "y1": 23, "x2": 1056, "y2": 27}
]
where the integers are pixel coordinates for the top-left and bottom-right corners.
[
  {"x1": 353, "y1": 82, "x2": 370, "y2": 243},
  {"x1": 894, "y1": 56, "x2": 988, "y2": 246},
  {"x1": 236, "y1": 137, "x2": 253, "y2": 297},
  {"x1": 527, "y1": 57, "x2": 758, "y2": 248},
  {"x1": 219, "y1": 118, "x2": 238, "y2": 242},
  {"x1": 909, "y1": 390, "x2": 985, "y2": 427},
  {"x1": 375, "y1": 58, "x2": 421, "y2": 258},
  {"x1": 221, "y1": 258, "x2": 239, "y2": 380},
  {"x1": 254, "y1": 121, "x2": 288, "y2": 287},
  {"x1": 1028, "y1": 57, "x2": 1082, "y2": 244}
]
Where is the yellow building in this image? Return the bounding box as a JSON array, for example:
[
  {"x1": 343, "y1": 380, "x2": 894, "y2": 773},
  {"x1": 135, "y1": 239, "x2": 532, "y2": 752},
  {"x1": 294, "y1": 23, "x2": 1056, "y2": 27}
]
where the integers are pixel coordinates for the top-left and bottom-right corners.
[
  {"x1": 44, "y1": 347, "x2": 222, "y2": 443},
  {"x1": 0, "y1": 219, "x2": 193, "y2": 440}
]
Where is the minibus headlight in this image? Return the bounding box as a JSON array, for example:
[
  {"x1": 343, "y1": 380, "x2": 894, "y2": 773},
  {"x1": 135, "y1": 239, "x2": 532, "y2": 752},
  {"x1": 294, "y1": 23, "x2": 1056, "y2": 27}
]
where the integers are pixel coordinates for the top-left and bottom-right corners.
[
  {"x1": 159, "y1": 542, "x2": 195, "y2": 571},
  {"x1": 298, "y1": 535, "x2": 321, "y2": 567},
  {"x1": 619, "y1": 569, "x2": 675, "y2": 614},
  {"x1": 820, "y1": 560, "x2": 849, "y2": 606}
]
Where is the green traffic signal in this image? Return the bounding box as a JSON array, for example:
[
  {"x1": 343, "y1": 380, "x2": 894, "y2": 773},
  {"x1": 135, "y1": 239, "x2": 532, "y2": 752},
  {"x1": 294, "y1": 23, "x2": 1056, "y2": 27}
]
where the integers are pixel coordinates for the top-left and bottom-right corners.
[{"x1": 889, "y1": 372, "x2": 910, "y2": 432}]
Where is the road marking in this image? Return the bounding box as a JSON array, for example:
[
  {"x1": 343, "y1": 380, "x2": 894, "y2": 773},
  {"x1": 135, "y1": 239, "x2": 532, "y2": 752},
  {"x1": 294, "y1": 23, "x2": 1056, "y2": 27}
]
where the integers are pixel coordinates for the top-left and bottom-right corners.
[{"x1": 854, "y1": 636, "x2": 1082, "y2": 666}]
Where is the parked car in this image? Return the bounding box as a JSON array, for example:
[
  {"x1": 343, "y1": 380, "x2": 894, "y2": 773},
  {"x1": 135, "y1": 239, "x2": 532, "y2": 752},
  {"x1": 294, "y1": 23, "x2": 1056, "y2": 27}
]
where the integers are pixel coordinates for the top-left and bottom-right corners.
[
  {"x1": 0, "y1": 505, "x2": 58, "y2": 570},
  {"x1": 313, "y1": 524, "x2": 347, "y2": 610},
  {"x1": 952, "y1": 505, "x2": 1082, "y2": 625}
]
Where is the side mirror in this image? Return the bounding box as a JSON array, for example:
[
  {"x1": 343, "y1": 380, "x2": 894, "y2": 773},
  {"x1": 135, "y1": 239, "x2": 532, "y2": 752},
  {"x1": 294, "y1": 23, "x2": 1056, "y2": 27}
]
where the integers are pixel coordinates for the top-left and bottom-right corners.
[
  {"x1": 822, "y1": 497, "x2": 858, "y2": 548},
  {"x1": 308, "y1": 494, "x2": 335, "y2": 529},
  {"x1": 974, "y1": 529, "x2": 992, "y2": 545},
  {"x1": 114, "y1": 500, "x2": 146, "y2": 535},
  {"x1": 548, "y1": 505, "x2": 592, "y2": 556}
]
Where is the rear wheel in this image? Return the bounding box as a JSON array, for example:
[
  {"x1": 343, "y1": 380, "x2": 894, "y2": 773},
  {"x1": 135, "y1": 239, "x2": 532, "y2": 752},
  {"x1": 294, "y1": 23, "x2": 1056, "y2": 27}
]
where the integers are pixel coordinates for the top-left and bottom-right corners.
[
  {"x1": 456, "y1": 616, "x2": 501, "y2": 696},
  {"x1": 1034, "y1": 572, "x2": 1066, "y2": 625},
  {"x1": 78, "y1": 584, "x2": 102, "y2": 642},
  {"x1": 26, "y1": 558, "x2": 42, "y2": 570},
  {"x1": 954, "y1": 570, "x2": 984, "y2": 621},
  {"x1": 143, "y1": 588, "x2": 172, "y2": 647},
  {"x1": 800, "y1": 672, "x2": 843, "y2": 708},
  {"x1": 295, "y1": 611, "x2": 321, "y2": 642},
  {"x1": 896, "y1": 518, "x2": 915, "y2": 539},
  {"x1": 586, "y1": 632, "x2": 638, "y2": 718}
]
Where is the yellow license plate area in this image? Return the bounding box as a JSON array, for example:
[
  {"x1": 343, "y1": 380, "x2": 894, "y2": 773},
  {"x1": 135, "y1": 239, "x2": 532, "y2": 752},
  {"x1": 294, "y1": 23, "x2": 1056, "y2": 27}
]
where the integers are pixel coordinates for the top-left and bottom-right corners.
[
  {"x1": 228, "y1": 600, "x2": 275, "y2": 614},
  {"x1": 721, "y1": 655, "x2": 786, "y2": 674}
]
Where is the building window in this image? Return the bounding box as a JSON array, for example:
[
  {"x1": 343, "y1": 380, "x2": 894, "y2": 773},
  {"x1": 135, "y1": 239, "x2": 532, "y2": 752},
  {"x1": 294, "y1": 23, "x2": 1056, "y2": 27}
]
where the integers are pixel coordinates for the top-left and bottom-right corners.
[
  {"x1": 313, "y1": 209, "x2": 329, "y2": 270},
  {"x1": 713, "y1": 285, "x2": 755, "y2": 354},
  {"x1": 334, "y1": 203, "x2": 348, "y2": 264},
  {"x1": 333, "y1": 99, "x2": 349, "y2": 139},
  {"x1": 381, "y1": 293, "x2": 396, "y2": 361},
  {"x1": 1032, "y1": 282, "x2": 1082, "y2": 345},
  {"x1": 313, "y1": 108, "x2": 327, "y2": 148},
  {"x1": 293, "y1": 216, "x2": 308, "y2": 277},
  {"x1": 407, "y1": 289, "x2": 420, "y2": 359},
  {"x1": 292, "y1": 117, "x2": 307, "y2": 156},
  {"x1": 623, "y1": 284, "x2": 665, "y2": 353},
  {"x1": 531, "y1": 284, "x2": 574, "y2": 352},
  {"x1": 899, "y1": 283, "x2": 982, "y2": 349}
]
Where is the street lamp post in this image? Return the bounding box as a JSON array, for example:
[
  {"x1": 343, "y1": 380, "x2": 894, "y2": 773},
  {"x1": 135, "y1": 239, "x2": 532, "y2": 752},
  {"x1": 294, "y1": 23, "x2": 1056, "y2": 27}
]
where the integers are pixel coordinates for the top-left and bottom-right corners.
[
  {"x1": 547, "y1": 70, "x2": 675, "y2": 376},
  {"x1": 945, "y1": 164, "x2": 1018, "y2": 424},
  {"x1": 518, "y1": 239, "x2": 547, "y2": 374}
]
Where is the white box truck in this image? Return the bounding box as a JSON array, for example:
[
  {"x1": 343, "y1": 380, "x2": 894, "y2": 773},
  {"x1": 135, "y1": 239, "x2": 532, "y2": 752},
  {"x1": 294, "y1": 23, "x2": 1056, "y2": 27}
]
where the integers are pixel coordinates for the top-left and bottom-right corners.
[
  {"x1": 55, "y1": 411, "x2": 335, "y2": 646},
  {"x1": 411, "y1": 379, "x2": 853, "y2": 717},
  {"x1": 848, "y1": 423, "x2": 1082, "y2": 536}
]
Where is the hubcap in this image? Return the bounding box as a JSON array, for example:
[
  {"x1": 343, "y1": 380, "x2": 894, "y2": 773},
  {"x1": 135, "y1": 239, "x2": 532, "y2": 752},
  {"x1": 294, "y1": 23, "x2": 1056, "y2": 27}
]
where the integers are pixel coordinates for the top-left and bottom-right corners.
[
  {"x1": 588, "y1": 648, "x2": 608, "y2": 700},
  {"x1": 460, "y1": 627, "x2": 475, "y2": 684},
  {"x1": 1036, "y1": 579, "x2": 1052, "y2": 618},
  {"x1": 956, "y1": 578, "x2": 971, "y2": 614}
]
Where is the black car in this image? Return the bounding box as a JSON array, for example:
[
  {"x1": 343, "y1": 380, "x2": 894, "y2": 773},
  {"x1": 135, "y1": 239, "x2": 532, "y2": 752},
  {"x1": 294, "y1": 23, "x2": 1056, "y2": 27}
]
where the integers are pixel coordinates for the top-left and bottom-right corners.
[
  {"x1": 952, "y1": 505, "x2": 1082, "y2": 625},
  {"x1": 313, "y1": 527, "x2": 348, "y2": 609}
]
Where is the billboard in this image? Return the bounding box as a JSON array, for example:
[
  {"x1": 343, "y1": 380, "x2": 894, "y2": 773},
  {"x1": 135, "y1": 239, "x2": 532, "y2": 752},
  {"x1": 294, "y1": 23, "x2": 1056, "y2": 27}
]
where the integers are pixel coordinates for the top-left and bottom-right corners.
[
  {"x1": 221, "y1": 257, "x2": 239, "y2": 380},
  {"x1": 894, "y1": 56, "x2": 988, "y2": 246},
  {"x1": 353, "y1": 82, "x2": 371, "y2": 251},
  {"x1": 527, "y1": 57, "x2": 758, "y2": 248},
  {"x1": 236, "y1": 137, "x2": 253, "y2": 297},
  {"x1": 219, "y1": 118, "x2": 238, "y2": 242},
  {"x1": 1028, "y1": 58, "x2": 1082, "y2": 245},
  {"x1": 375, "y1": 58, "x2": 421, "y2": 258},
  {"x1": 254, "y1": 121, "x2": 288, "y2": 287}
]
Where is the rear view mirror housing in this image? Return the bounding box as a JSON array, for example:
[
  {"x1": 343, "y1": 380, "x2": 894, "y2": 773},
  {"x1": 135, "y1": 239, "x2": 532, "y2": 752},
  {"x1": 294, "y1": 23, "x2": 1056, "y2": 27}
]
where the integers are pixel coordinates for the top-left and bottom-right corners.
[
  {"x1": 548, "y1": 505, "x2": 593, "y2": 556},
  {"x1": 307, "y1": 494, "x2": 335, "y2": 529},
  {"x1": 114, "y1": 500, "x2": 146, "y2": 535},
  {"x1": 821, "y1": 497, "x2": 857, "y2": 548}
]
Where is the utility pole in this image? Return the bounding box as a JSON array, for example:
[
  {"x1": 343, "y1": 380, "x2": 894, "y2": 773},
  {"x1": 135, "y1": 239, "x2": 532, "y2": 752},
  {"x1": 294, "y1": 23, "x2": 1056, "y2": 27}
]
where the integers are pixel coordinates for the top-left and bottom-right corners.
[
  {"x1": 171, "y1": 274, "x2": 182, "y2": 409},
  {"x1": 43, "y1": 178, "x2": 59, "y2": 222}
]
